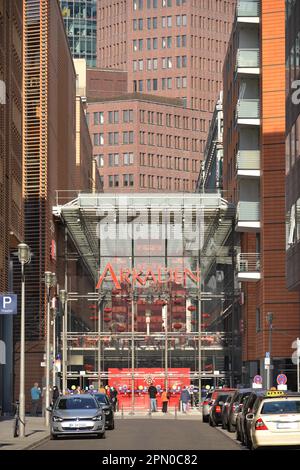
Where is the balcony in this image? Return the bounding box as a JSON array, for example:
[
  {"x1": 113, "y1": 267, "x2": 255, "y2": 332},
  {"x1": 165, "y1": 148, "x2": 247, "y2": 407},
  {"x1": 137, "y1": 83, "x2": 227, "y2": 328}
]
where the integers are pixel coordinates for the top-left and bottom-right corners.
[
  {"x1": 236, "y1": 99, "x2": 260, "y2": 125},
  {"x1": 236, "y1": 150, "x2": 260, "y2": 178},
  {"x1": 237, "y1": 1, "x2": 260, "y2": 22},
  {"x1": 237, "y1": 253, "x2": 261, "y2": 281},
  {"x1": 236, "y1": 201, "x2": 260, "y2": 232},
  {"x1": 236, "y1": 49, "x2": 260, "y2": 74}
]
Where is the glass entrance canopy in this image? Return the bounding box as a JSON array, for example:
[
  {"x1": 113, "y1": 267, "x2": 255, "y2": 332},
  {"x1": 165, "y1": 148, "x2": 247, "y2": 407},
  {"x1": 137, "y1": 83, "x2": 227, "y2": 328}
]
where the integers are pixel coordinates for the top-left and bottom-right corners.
[{"x1": 53, "y1": 193, "x2": 236, "y2": 405}]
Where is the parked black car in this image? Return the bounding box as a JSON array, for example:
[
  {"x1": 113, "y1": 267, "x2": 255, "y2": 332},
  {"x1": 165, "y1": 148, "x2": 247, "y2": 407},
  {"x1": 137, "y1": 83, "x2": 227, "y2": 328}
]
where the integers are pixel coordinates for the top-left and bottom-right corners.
[
  {"x1": 226, "y1": 388, "x2": 255, "y2": 433},
  {"x1": 221, "y1": 393, "x2": 235, "y2": 429},
  {"x1": 209, "y1": 393, "x2": 232, "y2": 427},
  {"x1": 238, "y1": 390, "x2": 266, "y2": 446},
  {"x1": 94, "y1": 393, "x2": 115, "y2": 430}
]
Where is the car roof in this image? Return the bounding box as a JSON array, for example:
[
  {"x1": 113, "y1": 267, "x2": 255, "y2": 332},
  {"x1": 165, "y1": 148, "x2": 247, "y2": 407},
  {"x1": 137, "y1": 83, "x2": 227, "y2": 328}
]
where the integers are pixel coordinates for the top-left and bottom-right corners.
[{"x1": 60, "y1": 394, "x2": 96, "y2": 399}]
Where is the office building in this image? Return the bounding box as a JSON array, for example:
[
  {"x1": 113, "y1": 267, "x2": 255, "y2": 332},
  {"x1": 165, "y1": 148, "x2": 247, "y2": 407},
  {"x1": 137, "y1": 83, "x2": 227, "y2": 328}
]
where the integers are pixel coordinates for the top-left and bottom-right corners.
[{"x1": 222, "y1": 0, "x2": 300, "y2": 388}]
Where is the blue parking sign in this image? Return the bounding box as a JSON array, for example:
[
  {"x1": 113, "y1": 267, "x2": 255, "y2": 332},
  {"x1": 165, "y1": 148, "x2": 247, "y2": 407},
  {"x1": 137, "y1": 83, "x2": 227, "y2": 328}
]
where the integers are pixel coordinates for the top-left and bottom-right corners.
[{"x1": 0, "y1": 294, "x2": 17, "y2": 315}]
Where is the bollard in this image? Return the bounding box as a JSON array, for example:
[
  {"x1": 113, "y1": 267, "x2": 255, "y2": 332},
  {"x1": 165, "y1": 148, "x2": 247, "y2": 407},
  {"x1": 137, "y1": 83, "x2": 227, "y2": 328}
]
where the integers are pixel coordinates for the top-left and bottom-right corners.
[
  {"x1": 174, "y1": 405, "x2": 177, "y2": 419},
  {"x1": 121, "y1": 405, "x2": 124, "y2": 419}
]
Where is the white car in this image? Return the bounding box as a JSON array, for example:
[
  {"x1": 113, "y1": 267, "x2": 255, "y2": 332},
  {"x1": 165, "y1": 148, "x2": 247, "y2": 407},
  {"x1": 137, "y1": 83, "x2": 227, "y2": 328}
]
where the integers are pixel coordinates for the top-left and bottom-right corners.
[{"x1": 246, "y1": 392, "x2": 300, "y2": 449}]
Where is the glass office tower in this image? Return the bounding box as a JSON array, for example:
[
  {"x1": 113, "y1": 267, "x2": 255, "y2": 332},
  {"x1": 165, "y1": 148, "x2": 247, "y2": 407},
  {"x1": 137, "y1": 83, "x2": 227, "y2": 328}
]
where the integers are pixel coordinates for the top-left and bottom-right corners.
[{"x1": 60, "y1": 0, "x2": 97, "y2": 67}]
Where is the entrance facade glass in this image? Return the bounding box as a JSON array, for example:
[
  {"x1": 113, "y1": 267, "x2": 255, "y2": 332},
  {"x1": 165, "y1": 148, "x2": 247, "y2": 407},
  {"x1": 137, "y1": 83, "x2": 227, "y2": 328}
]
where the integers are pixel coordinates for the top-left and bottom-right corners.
[{"x1": 54, "y1": 193, "x2": 236, "y2": 411}]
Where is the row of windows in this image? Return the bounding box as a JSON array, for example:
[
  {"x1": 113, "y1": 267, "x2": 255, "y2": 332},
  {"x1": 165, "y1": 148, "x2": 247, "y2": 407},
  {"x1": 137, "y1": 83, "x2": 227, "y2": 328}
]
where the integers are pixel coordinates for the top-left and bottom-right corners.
[
  {"x1": 89, "y1": 110, "x2": 201, "y2": 130},
  {"x1": 133, "y1": 0, "x2": 186, "y2": 9},
  {"x1": 92, "y1": 131, "x2": 201, "y2": 152},
  {"x1": 139, "y1": 153, "x2": 199, "y2": 172},
  {"x1": 133, "y1": 55, "x2": 187, "y2": 70},
  {"x1": 107, "y1": 174, "x2": 134, "y2": 188},
  {"x1": 96, "y1": 152, "x2": 134, "y2": 168},
  {"x1": 133, "y1": 35, "x2": 186, "y2": 51},
  {"x1": 139, "y1": 175, "x2": 195, "y2": 191},
  {"x1": 133, "y1": 0, "x2": 186, "y2": 10},
  {"x1": 133, "y1": 14, "x2": 187, "y2": 31}
]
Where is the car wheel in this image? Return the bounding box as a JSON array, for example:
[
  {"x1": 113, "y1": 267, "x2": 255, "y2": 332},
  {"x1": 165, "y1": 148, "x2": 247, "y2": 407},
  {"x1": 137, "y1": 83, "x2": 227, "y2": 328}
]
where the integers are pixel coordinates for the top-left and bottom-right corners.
[
  {"x1": 50, "y1": 433, "x2": 58, "y2": 440},
  {"x1": 209, "y1": 417, "x2": 216, "y2": 427},
  {"x1": 97, "y1": 432, "x2": 106, "y2": 439},
  {"x1": 108, "y1": 420, "x2": 115, "y2": 430},
  {"x1": 228, "y1": 422, "x2": 235, "y2": 433},
  {"x1": 221, "y1": 420, "x2": 226, "y2": 430},
  {"x1": 202, "y1": 415, "x2": 209, "y2": 423}
]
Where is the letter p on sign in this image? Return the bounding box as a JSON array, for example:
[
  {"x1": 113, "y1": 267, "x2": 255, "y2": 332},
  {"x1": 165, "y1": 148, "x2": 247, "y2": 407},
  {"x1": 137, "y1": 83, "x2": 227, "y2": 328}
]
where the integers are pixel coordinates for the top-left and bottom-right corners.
[{"x1": 0, "y1": 294, "x2": 17, "y2": 315}]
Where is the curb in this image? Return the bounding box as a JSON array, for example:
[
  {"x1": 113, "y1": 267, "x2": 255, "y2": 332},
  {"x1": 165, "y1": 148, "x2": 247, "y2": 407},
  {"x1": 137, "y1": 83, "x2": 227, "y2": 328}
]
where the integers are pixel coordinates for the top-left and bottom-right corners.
[{"x1": 23, "y1": 433, "x2": 50, "y2": 450}]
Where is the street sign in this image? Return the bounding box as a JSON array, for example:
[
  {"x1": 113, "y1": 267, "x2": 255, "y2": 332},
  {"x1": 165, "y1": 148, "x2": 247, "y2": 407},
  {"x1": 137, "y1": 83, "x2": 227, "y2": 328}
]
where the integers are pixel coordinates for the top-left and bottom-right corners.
[
  {"x1": 264, "y1": 357, "x2": 270, "y2": 366},
  {"x1": 277, "y1": 384, "x2": 287, "y2": 391},
  {"x1": 253, "y1": 375, "x2": 263, "y2": 385},
  {"x1": 277, "y1": 374, "x2": 287, "y2": 385},
  {"x1": 0, "y1": 294, "x2": 17, "y2": 315},
  {"x1": 265, "y1": 352, "x2": 270, "y2": 358}
]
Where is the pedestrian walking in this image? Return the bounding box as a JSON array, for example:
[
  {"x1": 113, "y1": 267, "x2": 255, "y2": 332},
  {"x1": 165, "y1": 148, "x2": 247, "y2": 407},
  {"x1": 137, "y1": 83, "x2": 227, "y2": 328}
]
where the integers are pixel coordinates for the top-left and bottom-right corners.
[
  {"x1": 148, "y1": 383, "x2": 158, "y2": 412},
  {"x1": 110, "y1": 387, "x2": 118, "y2": 412},
  {"x1": 99, "y1": 383, "x2": 106, "y2": 394},
  {"x1": 180, "y1": 386, "x2": 190, "y2": 413},
  {"x1": 161, "y1": 389, "x2": 169, "y2": 413},
  {"x1": 51, "y1": 386, "x2": 60, "y2": 407},
  {"x1": 30, "y1": 382, "x2": 42, "y2": 416}
]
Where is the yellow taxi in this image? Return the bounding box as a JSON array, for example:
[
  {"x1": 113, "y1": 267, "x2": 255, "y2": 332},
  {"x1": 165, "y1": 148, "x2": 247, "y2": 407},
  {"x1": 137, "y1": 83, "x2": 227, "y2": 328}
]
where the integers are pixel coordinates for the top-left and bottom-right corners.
[{"x1": 246, "y1": 391, "x2": 300, "y2": 449}]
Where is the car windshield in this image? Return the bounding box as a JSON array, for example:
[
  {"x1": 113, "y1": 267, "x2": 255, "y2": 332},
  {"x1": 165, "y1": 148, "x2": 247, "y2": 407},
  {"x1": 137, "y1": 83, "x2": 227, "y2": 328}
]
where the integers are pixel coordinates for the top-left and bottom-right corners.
[
  {"x1": 94, "y1": 394, "x2": 109, "y2": 404},
  {"x1": 216, "y1": 394, "x2": 229, "y2": 403},
  {"x1": 56, "y1": 397, "x2": 97, "y2": 410},
  {"x1": 261, "y1": 400, "x2": 300, "y2": 414}
]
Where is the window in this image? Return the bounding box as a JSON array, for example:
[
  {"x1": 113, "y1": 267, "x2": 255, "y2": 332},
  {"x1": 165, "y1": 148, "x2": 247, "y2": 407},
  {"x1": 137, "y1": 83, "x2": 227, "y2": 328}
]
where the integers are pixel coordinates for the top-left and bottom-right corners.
[
  {"x1": 147, "y1": 58, "x2": 152, "y2": 70},
  {"x1": 147, "y1": 17, "x2": 151, "y2": 29},
  {"x1": 138, "y1": 18, "x2": 143, "y2": 30},
  {"x1": 153, "y1": 78, "x2": 158, "y2": 90},
  {"x1": 108, "y1": 153, "x2": 119, "y2": 166},
  {"x1": 94, "y1": 133, "x2": 104, "y2": 146},
  {"x1": 139, "y1": 59, "x2": 144, "y2": 70},
  {"x1": 167, "y1": 16, "x2": 172, "y2": 27},
  {"x1": 108, "y1": 132, "x2": 119, "y2": 145},
  {"x1": 256, "y1": 308, "x2": 261, "y2": 332},
  {"x1": 108, "y1": 175, "x2": 119, "y2": 187},
  {"x1": 94, "y1": 112, "x2": 104, "y2": 125},
  {"x1": 108, "y1": 111, "x2": 119, "y2": 124},
  {"x1": 94, "y1": 154, "x2": 104, "y2": 167},
  {"x1": 147, "y1": 79, "x2": 151, "y2": 91},
  {"x1": 124, "y1": 153, "x2": 134, "y2": 165},
  {"x1": 167, "y1": 36, "x2": 172, "y2": 48},
  {"x1": 153, "y1": 17, "x2": 157, "y2": 28},
  {"x1": 138, "y1": 80, "x2": 143, "y2": 92},
  {"x1": 123, "y1": 131, "x2": 134, "y2": 144},
  {"x1": 153, "y1": 58, "x2": 158, "y2": 69},
  {"x1": 123, "y1": 174, "x2": 134, "y2": 187},
  {"x1": 139, "y1": 39, "x2": 143, "y2": 50},
  {"x1": 123, "y1": 109, "x2": 134, "y2": 122},
  {"x1": 133, "y1": 39, "x2": 138, "y2": 51},
  {"x1": 153, "y1": 37, "x2": 158, "y2": 49},
  {"x1": 147, "y1": 38, "x2": 151, "y2": 49}
]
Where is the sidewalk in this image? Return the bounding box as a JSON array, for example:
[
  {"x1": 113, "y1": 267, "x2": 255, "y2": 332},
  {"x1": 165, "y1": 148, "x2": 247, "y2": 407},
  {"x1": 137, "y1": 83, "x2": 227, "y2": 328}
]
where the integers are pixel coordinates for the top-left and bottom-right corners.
[
  {"x1": 0, "y1": 417, "x2": 49, "y2": 450},
  {"x1": 115, "y1": 407, "x2": 202, "y2": 420}
]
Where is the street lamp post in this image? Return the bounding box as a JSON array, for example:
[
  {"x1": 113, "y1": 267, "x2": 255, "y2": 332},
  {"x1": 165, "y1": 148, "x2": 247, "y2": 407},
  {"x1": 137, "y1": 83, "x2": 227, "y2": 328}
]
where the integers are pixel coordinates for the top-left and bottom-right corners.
[
  {"x1": 17, "y1": 243, "x2": 31, "y2": 438},
  {"x1": 266, "y1": 312, "x2": 273, "y2": 390},
  {"x1": 59, "y1": 289, "x2": 68, "y2": 394},
  {"x1": 44, "y1": 271, "x2": 56, "y2": 427}
]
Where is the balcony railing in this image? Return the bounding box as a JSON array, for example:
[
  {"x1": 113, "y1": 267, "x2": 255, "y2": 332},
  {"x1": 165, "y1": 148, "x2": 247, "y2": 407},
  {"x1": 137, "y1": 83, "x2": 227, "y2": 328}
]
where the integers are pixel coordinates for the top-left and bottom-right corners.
[
  {"x1": 237, "y1": 201, "x2": 260, "y2": 221},
  {"x1": 237, "y1": 253, "x2": 260, "y2": 272},
  {"x1": 237, "y1": 150, "x2": 260, "y2": 170},
  {"x1": 237, "y1": 0, "x2": 260, "y2": 17},
  {"x1": 236, "y1": 99, "x2": 260, "y2": 120},
  {"x1": 237, "y1": 49, "x2": 260, "y2": 68}
]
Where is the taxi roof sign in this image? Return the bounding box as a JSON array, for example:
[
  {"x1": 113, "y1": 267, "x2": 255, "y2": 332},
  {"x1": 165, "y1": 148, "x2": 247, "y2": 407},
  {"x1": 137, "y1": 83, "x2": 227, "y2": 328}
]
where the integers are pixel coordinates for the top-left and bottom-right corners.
[{"x1": 265, "y1": 390, "x2": 286, "y2": 397}]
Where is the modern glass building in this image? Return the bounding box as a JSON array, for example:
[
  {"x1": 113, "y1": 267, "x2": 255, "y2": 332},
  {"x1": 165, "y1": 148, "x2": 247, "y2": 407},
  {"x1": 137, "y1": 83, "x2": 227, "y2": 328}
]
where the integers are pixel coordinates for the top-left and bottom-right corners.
[
  {"x1": 53, "y1": 192, "x2": 238, "y2": 411},
  {"x1": 60, "y1": 0, "x2": 97, "y2": 67}
]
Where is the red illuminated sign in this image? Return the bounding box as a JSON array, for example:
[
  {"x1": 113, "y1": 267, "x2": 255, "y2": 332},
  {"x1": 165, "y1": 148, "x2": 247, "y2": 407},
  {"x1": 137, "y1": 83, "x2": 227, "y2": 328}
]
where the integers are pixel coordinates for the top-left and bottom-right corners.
[{"x1": 96, "y1": 263, "x2": 200, "y2": 290}]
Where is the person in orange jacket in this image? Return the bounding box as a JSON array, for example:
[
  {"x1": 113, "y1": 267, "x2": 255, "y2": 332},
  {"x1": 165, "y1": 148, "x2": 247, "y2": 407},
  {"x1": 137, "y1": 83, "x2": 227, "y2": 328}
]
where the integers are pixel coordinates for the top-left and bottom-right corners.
[{"x1": 161, "y1": 389, "x2": 169, "y2": 413}]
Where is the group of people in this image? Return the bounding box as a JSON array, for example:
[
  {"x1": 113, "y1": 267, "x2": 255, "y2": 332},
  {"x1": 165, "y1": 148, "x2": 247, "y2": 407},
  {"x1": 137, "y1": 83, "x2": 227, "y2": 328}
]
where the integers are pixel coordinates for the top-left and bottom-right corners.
[{"x1": 148, "y1": 384, "x2": 191, "y2": 414}]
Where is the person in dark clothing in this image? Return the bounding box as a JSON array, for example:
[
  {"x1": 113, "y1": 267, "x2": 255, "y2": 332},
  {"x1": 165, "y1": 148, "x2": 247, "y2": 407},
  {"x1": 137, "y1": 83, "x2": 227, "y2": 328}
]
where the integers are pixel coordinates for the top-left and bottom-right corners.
[
  {"x1": 110, "y1": 387, "x2": 118, "y2": 412},
  {"x1": 148, "y1": 384, "x2": 158, "y2": 412},
  {"x1": 51, "y1": 386, "x2": 60, "y2": 407}
]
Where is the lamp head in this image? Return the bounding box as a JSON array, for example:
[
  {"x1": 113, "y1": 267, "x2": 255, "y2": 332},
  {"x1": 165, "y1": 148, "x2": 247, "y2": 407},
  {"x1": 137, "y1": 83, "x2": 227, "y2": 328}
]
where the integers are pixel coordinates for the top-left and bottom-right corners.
[
  {"x1": 17, "y1": 243, "x2": 31, "y2": 264},
  {"x1": 59, "y1": 289, "x2": 67, "y2": 304}
]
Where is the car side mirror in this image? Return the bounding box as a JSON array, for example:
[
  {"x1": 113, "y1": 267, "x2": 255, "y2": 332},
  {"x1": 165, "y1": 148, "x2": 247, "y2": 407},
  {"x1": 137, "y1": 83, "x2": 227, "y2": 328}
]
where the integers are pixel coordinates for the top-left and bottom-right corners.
[
  {"x1": 46, "y1": 406, "x2": 53, "y2": 412},
  {"x1": 246, "y1": 413, "x2": 254, "y2": 421}
]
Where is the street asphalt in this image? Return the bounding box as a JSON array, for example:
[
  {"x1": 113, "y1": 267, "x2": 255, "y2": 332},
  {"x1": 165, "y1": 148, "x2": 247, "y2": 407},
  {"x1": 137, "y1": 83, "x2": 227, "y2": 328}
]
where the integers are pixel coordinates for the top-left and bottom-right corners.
[{"x1": 34, "y1": 418, "x2": 241, "y2": 450}]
